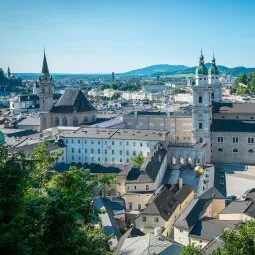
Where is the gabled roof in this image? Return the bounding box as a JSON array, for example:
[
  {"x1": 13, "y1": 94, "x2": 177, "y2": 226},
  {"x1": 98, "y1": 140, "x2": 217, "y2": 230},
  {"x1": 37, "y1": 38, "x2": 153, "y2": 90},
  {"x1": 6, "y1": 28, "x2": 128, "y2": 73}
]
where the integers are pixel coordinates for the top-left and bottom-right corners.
[
  {"x1": 51, "y1": 89, "x2": 96, "y2": 113},
  {"x1": 126, "y1": 144, "x2": 167, "y2": 183},
  {"x1": 174, "y1": 198, "x2": 212, "y2": 230},
  {"x1": 220, "y1": 201, "x2": 252, "y2": 214},
  {"x1": 138, "y1": 184, "x2": 194, "y2": 221},
  {"x1": 189, "y1": 217, "x2": 239, "y2": 241}
]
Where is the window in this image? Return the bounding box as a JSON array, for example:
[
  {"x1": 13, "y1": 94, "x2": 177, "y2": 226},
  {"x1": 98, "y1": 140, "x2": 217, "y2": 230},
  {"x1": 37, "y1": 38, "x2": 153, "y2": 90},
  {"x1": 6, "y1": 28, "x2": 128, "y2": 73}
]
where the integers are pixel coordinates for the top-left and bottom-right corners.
[
  {"x1": 105, "y1": 141, "x2": 107, "y2": 145},
  {"x1": 78, "y1": 148, "x2": 81, "y2": 153},
  {"x1": 85, "y1": 149, "x2": 87, "y2": 153},
  {"x1": 120, "y1": 150, "x2": 122, "y2": 155},
  {"x1": 65, "y1": 140, "x2": 68, "y2": 143},
  {"x1": 91, "y1": 149, "x2": 94, "y2": 153},
  {"x1": 112, "y1": 141, "x2": 114, "y2": 145},
  {"x1": 91, "y1": 157, "x2": 94, "y2": 162},
  {"x1": 112, "y1": 158, "x2": 114, "y2": 162},
  {"x1": 248, "y1": 138, "x2": 254, "y2": 144},
  {"x1": 98, "y1": 149, "x2": 100, "y2": 154},
  {"x1": 211, "y1": 93, "x2": 214, "y2": 99},
  {"x1": 143, "y1": 216, "x2": 146, "y2": 222},
  {"x1": 84, "y1": 140, "x2": 87, "y2": 144},
  {"x1": 218, "y1": 148, "x2": 223, "y2": 152},
  {"x1": 112, "y1": 150, "x2": 114, "y2": 154},
  {"x1": 129, "y1": 204, "x2": 132, "y2": 210},
  {"x1": 78, "y1": 140, "x2": 80, "y2": 144},
  {"x1": 233, "y1": 148, "x2": 238, "y2": 153},
  {"x1": 251, "y1": 117, "x2": 254, "y2": 120},
  {"x1": 147, "y1": 142, "x2": 150, "y2": 147},
  {"x1": 72, "y1": 156, "x2": 74, "y2": 161},
  {"x1": 218, "y1": 137, "x2": 224, "y2": 143},
  {"x1": 126, "y1": 141, "x2": 129, "y2": 146},
  {"x1": 199, "y1": 123, "x2": 203, "y2": 129},
  {"x1": 120, "y1": 158, "x2": 123, "y2": 163},
  {"x1": 126, "y1": 158, "x2": 129, "y2": 163},
  {"x1": 72, "y1": 140, "x2": 74, "y2": 144},
  {"x1": 105, "y1": 149, "x2": 107, "y2": 154},
  {"x1": 140, "y1": 142, "x2": 143, "y2": 147},
  {"x1": 236, "y1": 116, "x2": 239, "y2": 119},
  {"x1": 199, "y1": 137, "x2": 203, "y2": 143},
  {"x1": 233, "y1": 137, "x2": 239, "y2": 143},
  {"x1": 138, "y1": 204, "x2": 141, "y2": 210},
  {"x1": 127, "y1": 186, "x2": 129, "y2": 190},
  {"x1": 146, "y1": 185, "x2": 149, "y2": 190},
  {"x1": 154, "y1": 217, "x2": 159, "y2": 222},
  {"x1": 133, "y1": 142, "x2": 135, "y2": 146},
  {"x1": 134, "y1": 186, "x2": 136, "y2": 190},
  {"x1": 72, "y1": 148, "x2": 74, "y2": 153},
  {"x1": 91, "y1": 140, "x2": 94, "y2": 144},
  {"x1": 105, "y1": 158, "x2": 107, "y2": 162},
  {"x1": 133, "y1": 151, "x2": 136, "y2": 156},
  {"x1": 126, "y1": 151, "x2": 129, "y2": 156},
  {"x1": 248, "y1": 149, "x2": 254, "y2": 153},
  {"x1": 98, "y1": 140, "x2": 100, "y2": 145},
  {"x1": 199, "y1": 96, "x2": 202, "y2": 103},
  {"x1": 119, "y1": 141, "x2": 122, "y2": 146},
  {"x1": 98, "y1": 157, "x2": 100, "y2": 162}
]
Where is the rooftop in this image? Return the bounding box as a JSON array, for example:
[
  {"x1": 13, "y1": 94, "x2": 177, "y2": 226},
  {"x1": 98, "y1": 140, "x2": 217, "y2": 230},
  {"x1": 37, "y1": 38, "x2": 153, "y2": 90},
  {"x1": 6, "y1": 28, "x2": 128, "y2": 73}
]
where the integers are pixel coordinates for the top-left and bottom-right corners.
[
  {"x1": 211, "y1": 119, "x2": 255, "y2": 133},
  {"x1": 59, "y1": 127, "x2": 169, "y2": 141},
  {"x1": 51, "y1": 89, "x2": 96, "y2": 113},
  {"x1": 220, "y1": 201, "x2": 253, "y2": 214},
  {"x1": 213, "y1": 102, "x2": 255, "y2": 114}
]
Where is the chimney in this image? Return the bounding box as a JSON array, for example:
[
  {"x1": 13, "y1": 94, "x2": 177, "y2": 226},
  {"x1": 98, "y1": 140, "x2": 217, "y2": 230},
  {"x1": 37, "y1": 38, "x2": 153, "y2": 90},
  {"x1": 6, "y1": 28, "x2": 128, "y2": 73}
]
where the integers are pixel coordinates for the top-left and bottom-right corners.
[
  {"x1": 158, "y1": 155, "x2": 161, "y2": 163},
  {"x1": 154, "y1": 227, "x2": 162, "y2": 237},
  {"x1": 178, "y1": 177, "x2": 183, "y2": 189}
]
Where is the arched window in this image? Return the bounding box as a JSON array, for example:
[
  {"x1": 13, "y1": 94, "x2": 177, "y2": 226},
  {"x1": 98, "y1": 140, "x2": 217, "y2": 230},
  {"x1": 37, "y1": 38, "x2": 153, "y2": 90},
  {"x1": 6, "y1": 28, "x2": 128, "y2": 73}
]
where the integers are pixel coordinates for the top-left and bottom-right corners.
[
  {"x1": 63, "y1": 116, "x2": 68, "y2": 126},
  {"x1": 248, "y1": 149, "x2": 254, "y2": 153},
  {"x1": 199, "y1": 137, "x2": 203, "y2": 143},
  {"x1": 54, "y1": 116, "x2": 59, "y2": 127},
  {"x1": 73, "y1": 117, "x2": 78, "y2": 126},
  {"x1": 84, "y1": 116, "x2": 89, "y2": 123},
  {"x1": 218, "y1": 148, "x2": 223, "y2": 152},
  {"x1": 233, "y1": 148, "x2": 238, "y2": 153},
  {"x1": 199, "y1": 96, "x2": 202, "y2": 103}
]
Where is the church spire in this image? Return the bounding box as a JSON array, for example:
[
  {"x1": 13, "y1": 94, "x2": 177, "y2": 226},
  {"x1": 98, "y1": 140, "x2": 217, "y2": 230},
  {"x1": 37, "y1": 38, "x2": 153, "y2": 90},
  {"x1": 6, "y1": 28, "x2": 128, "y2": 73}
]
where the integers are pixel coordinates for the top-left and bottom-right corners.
[
  {"x1": 7, "y1": 66, "x2": 11, "y2": 79},
  {"x1": 41, "y1": 49, "x2": 50, "y2": 76}
]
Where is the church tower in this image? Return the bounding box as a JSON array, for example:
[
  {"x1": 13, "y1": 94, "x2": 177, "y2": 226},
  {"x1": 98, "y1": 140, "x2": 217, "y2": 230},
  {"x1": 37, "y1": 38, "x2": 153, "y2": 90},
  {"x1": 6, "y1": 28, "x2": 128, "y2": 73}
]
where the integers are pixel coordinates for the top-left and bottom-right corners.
[
  {"x1": 39, "y1": 50, "x2": 53, "y2": 131},
  {"x1": 192, "y1": 51, "x2": 212, "y2": 163},
  {"x1": 208, "y1": 54, "x2": 221, "y2": 102},
  {"x1": 7, "y1": 67, "x2": 11, "y2": 79}
]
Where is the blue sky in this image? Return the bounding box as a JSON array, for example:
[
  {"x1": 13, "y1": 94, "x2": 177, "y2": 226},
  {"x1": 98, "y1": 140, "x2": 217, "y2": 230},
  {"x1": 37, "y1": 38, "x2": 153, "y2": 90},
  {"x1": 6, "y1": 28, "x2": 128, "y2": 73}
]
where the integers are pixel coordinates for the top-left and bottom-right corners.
[{"x1": 0, "y1": 0, "x2": 255, "y2": 73}]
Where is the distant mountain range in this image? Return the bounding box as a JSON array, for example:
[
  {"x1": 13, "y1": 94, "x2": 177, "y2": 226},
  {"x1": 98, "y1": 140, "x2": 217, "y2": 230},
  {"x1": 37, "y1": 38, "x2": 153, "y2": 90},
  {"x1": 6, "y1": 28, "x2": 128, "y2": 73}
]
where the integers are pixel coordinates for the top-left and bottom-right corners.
[{"x1": 119, "y1": 64, "x2": 255, "y2": 77}]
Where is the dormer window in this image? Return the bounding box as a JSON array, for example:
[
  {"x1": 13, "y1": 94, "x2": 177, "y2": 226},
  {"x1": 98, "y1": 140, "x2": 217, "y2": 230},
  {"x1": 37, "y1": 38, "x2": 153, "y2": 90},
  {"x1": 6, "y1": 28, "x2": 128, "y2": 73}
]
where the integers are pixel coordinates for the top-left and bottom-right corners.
[{"x1": 199, "y1": 96, "x2": 202, "y2": 103}]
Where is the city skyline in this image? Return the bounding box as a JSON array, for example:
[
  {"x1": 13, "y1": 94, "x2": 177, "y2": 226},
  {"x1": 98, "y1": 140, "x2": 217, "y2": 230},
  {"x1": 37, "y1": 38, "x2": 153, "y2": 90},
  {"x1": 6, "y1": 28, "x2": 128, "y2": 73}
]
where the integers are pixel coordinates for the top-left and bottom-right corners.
[{"x1": 1, "y1": 0, "x2": 255, "y2": 73}]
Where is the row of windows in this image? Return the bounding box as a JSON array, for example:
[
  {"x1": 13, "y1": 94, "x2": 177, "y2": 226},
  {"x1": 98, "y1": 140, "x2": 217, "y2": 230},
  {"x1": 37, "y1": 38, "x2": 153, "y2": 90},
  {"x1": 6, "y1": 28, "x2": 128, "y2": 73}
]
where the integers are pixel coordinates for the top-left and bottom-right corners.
[
  {"x1": 217, "y1": 137, "x2": 255, "y2": 144},
  {"x1": 142, "y1": 216, "x2": 158, "y2": 222},
  {"x1": 127, "y1": 185, "x2": 149, "y2": 191},
  {"x1": 66, "y1": 139, "x2": 150, "y2": 147},
  {"x1": 217, "y1": 148, "x2": 254, "y2": 153},
  {"x1": 71, "y1": 156, "x2": 130, "y2": 163},
  {"x1": 71, "y1": 148, "x2": 146, "y2": 156},
  {"x1": 221, "y1": 116, "x2": 254, "y2": 120}
]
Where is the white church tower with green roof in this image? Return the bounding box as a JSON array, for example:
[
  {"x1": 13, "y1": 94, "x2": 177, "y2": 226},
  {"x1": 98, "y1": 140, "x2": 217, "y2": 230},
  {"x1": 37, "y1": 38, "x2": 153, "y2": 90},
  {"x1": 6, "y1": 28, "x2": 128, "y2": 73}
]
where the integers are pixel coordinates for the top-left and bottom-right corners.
[{"x1": 192, "y1": 51, "x2": 212, "y2": 163}]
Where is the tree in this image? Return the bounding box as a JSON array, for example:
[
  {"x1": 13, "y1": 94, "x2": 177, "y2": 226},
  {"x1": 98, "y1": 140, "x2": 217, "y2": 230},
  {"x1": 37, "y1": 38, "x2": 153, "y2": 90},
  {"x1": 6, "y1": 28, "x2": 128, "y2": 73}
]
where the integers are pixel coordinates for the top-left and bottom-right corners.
[
  {"x1": 0, "y1": 143, "x2": 113, "y2": 255},
  {"x1": 131, "y1": 154, "x2": 145, "y2": 168},
  {"x1": 180, "y1": 243, "x2": 201, "y2": 255}
]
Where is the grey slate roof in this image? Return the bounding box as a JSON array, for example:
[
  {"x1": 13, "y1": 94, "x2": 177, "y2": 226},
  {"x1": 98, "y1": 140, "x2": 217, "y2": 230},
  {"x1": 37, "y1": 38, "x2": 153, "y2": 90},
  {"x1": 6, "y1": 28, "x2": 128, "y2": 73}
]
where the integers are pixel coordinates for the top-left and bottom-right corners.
[
  {"x1": 51, "y1": 89, "x2": 96, "y2": 113},
  {"x1": 213, "y1": 102, "x2": 255, "y2": 114},
  {"x1": 174, "y1": 198, "x2": 212, "y2": 230},
  {"x1": 189, "y1": 217, "x2": 239, "y2": 241},
  {"x1": 244, "y1": 188, "x2": 255, "y2": 201},
  {"x1": 220, "y1": 201, "x2": 252, "y2": 214},
  {"x1": 126, "y1": 144, "x2": 167, "y2": 183},
  {"x1": 211, "y1": 119, "x2": 255, "y2": 133},
  {"x1": 138, "y1": 184, "x2": 194, "y2": 221}
]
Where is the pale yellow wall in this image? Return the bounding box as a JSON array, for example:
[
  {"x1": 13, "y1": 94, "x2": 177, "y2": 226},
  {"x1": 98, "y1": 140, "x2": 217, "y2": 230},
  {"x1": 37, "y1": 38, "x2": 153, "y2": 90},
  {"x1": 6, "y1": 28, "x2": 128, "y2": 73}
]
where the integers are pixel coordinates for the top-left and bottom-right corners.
[{"x1": 123, "y1": 193, "x2": 153, "y2": 211}]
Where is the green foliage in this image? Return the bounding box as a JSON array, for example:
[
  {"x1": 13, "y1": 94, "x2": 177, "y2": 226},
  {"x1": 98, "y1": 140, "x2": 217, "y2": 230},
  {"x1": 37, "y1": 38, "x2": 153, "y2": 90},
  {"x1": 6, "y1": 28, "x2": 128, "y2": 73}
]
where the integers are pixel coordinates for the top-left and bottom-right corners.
[
  {"x1": 131, "y1": 154, "x2": 145, "y2": 168},
  {"x1": 172, "y1": 87, "x2": 187, "y2": 94},
  {"x1": 0, "y1": 143, "x2": 112, "y2": 255},
  {"x1": 234, "y1": 72, "x2": 255, "y2": 95},
  {"x1": 180, "y1": 243, "x2": 201, "y2": 255},
  {"x1": 98, "y1": 82, "x2": 141, "y2": 92}
]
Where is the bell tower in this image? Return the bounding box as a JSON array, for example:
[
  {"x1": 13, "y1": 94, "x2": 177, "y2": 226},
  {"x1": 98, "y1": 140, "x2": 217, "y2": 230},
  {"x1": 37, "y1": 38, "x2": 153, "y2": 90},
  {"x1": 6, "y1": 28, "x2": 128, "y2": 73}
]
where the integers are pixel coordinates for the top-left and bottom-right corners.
[
  {"x1": 39, "y1": 49, "x2": 53, "y2": 130},
  {"x1": 208, "y1": 54, "x2": 221, "y2": 102},
  {"x1": 192, "y1": 51, "x2": 212, "y2": 163}
]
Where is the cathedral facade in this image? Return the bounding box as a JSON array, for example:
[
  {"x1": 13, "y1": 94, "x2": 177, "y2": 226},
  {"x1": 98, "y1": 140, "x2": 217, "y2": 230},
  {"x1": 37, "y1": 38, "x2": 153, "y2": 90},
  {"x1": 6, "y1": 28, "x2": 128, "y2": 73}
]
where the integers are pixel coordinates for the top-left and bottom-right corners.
[{"x1": 39, "y1": 51, "x2": 97, "y2": 131}]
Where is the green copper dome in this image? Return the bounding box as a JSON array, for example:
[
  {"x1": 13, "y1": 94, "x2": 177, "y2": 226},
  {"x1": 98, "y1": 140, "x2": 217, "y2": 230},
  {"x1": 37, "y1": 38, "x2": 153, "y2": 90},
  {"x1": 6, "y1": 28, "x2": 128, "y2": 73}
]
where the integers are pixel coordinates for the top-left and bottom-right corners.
[
  {"x1": 208, "y1": 55, "x2": 219, "y2": 75},
  {"x1": 196, "y1": 52, "x2": 208, "y2": 75}
]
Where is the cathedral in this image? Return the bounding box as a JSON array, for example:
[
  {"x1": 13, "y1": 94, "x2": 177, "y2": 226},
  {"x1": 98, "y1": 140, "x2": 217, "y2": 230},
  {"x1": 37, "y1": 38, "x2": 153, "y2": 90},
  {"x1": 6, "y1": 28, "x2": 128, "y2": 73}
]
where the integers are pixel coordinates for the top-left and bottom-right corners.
[{"x1": 39, "y1": 51, "x2": 97, "y2": 130}]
